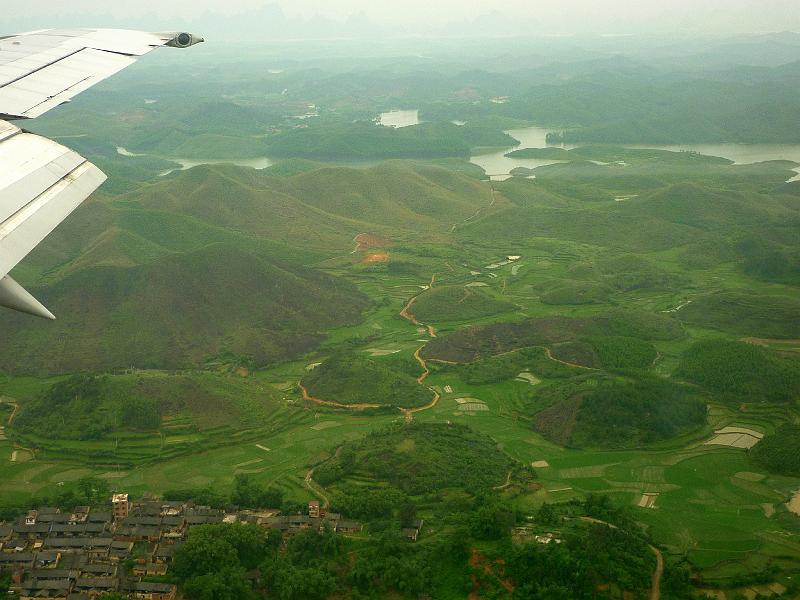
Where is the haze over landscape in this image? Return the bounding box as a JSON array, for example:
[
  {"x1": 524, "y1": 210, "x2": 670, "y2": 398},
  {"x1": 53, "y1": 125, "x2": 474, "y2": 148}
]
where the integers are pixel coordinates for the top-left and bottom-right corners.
[
  {"x1": 1, "y1": 2, "x2": 799, "y2": 599},
  {"x1": 9, "y1": 0, "x2": 800, "y2": 37}
]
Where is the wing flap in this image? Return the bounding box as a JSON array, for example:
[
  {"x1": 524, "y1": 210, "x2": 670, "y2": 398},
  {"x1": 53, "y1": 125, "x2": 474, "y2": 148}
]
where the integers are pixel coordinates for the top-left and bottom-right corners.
[
  {"x1": 0, "y1": 27, "x2": 202, "y2": 319},
  {"x1": 0, "y1": 125, "x2": 106, "y2": 281},
  {"x1": 0, "y1": 48, "x2": 136, "y2": 118}
]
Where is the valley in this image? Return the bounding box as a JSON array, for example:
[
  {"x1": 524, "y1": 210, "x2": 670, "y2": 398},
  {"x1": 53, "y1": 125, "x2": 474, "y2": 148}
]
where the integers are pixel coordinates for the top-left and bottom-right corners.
[{"x1": 1, "y1": 32, "x2": 800, "y2": 599}]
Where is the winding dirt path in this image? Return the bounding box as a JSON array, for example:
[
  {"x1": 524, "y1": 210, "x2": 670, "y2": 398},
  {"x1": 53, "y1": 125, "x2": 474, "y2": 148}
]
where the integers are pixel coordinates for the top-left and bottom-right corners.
[
  {"x1": 649, "y1": 544, "x2": 664, "y2": 600},
  {"x1": 399, "y1": 274, "x2": 438, "y2": 338},
  {"x1": 413, "y1": 347, "x2": 430, "y2": 384},
  {"x1": 396, "y1": 275, "x2": 447, "y2": 422},
  {"x1": 493, "y1": 470, "x2": 513, "y2": 490},
  {"x1": 304, "y1": 467, "x2": 330, "y2": 508},
  {"x1": 451, "y1": 185, "x2": 498, "y2": 233},
  {"x1": 299, "y1": 383, "x2": 381, "y2": 411},
  {"x1": 400, "y1": 389, "x2": 441, "y2": 423},
  {"x1": 541, "y1": 346, "x2": 597, "y2": 370},
  {"x1": 7, "y1": 401, "x2": 19, "y2": 426}
]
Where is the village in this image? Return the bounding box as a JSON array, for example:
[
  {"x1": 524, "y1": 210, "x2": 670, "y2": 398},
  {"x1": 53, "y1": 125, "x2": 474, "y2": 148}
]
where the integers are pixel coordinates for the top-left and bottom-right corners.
[{"x1": 0, "y1": 494, "x2": 370, "y2": 600}]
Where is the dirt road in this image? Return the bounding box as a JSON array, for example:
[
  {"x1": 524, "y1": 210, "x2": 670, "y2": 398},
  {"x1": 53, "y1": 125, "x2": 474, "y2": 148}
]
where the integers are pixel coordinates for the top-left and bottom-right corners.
[
  {"x1": 649, "y1": 544, "x2": 664, "y2": 600},
  {"x1": 299, "y1": 383, "x2": 381, "y2": 410},
  {"x1": 7, "y1": 401, "x2": 19, "y2": 426},
  {"x1": 400, "y1": 389, "x2": 441, "y2": 423},
  {"x1": 304, "y1": 467, "x2": 330, "y2": 508},
  {"x1": 399, "y1": 274, "x2": 438, "y2": 338},
  {"x1": 541, "y1": 346, "x2": 596, "y2": 370}
]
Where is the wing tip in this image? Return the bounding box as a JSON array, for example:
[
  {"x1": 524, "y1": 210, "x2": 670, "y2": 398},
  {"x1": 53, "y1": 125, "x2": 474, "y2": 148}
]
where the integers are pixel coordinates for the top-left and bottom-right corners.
[{"x1": 0, "y1": 275, "x2": 56, "y2": 320}]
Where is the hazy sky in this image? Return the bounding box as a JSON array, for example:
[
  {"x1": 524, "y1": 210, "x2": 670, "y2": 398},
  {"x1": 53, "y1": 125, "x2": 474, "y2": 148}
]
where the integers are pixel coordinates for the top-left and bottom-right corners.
[{"x1": 10, "y1": 0, "x2": 800, "y2": 33}]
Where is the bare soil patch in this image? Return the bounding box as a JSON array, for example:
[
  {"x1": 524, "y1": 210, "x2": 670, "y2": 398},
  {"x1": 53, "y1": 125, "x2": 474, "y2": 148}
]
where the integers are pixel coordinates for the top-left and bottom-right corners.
[
  {"x1": 362, "y1": 252, "x2": 390, "y2": 264},
  {"x1": 704, "y1": 426, "x2": 763, "y2": 449},
  {"x1": 354, "y1": 233, "x2": 392, "y2": 251},
  {"x1": 787, "y1": 489, "x2": 800, "y2": 516},
  {"x1": 638, "y1": 493, "x2": 659, "y2": 509}
]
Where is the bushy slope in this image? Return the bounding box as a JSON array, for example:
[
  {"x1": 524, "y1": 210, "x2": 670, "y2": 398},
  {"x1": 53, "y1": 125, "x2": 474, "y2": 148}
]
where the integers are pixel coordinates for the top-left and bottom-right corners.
[
  {"x1": 1, "y1": 162, "x2": 506, "y2": 374},
  {"x1": 422, "y1": 310, "x2": 682, "y2": 363},
  {"x1": 130, "y1": 162, "x2": 495, "y2": 249},
  {"x1": 0, "y1": 244, "x2": 367, "y2": 374},
  {"x1": 302, "y1": 354, "x2": 431, "y2": 409},
  {"x1": 264, "y1": 121, "x2": 515, "y2": 160},
  {"x1": 678, "y1": 291, "x2": 800, "y2": 338},
  {"x1": 411, "y1": 285, "x2": 515, "y2": 322},
  {"x1": 752, "y1": 425, "x2": 800, "y2": 476},
  {"x1": 534, "y1": 377, "x2": 706, "y2": 448},
  {"x1": 676, "y1": 340, "x2": 800, "y2": 403},
  {"x1": 318, "y1": 422, "x2": 516, "y2": 494}
]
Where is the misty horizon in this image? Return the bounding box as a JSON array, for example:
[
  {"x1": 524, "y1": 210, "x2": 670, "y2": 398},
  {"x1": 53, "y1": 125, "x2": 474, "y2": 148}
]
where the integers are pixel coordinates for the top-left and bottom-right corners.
[{"x1": 5, "y1": 0, "x2": 800, "y2": 39}]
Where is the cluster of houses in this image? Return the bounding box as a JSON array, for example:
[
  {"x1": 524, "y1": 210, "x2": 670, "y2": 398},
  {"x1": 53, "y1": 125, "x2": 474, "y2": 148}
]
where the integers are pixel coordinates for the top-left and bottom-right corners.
[{"x1": 0, "y1": 495, "x2": 366, "y2": 600}]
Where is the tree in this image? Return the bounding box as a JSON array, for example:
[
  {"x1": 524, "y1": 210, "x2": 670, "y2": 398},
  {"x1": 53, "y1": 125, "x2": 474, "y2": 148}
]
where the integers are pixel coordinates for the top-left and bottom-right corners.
[
  {"x1": 399, "y1": 501, "x2": 417, "y2": 527},
  {"x1": 469, "y1": 497, "x2": 515, "y2": 540},
  {"x1": 183, "y1": 568, "x2": 255, "y2": 600},
  {"x1": 270, "y1": 565, "x2": 336, "y2": 600},
  {"x1": 77, "y1": 476, "x2": 109, "y2": 504},
  {"x1": 173, "y1": 529, "x2": 239, "y2": 580},
  {"x1": 232, "y1": 474, "x2": 284, "y2": 509},
  {"x1": 536, "y1": 503, "x2": 559, "y2": 525}
]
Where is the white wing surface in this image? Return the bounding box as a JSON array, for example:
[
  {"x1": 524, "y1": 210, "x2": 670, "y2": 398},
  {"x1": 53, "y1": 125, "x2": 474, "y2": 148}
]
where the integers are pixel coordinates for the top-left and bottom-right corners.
[{"x1": 0, "y1": 29, "x2": 202, "y2": 319}]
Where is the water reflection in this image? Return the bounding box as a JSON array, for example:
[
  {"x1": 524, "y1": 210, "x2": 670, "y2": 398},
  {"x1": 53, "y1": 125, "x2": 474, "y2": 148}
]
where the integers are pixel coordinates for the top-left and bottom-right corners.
[
  {"x1": 470, "y1": 126, "x2": 800, "y2": 180},
  {"x1": 378, "y1": 110, "x2": 420, "y2": 128}
]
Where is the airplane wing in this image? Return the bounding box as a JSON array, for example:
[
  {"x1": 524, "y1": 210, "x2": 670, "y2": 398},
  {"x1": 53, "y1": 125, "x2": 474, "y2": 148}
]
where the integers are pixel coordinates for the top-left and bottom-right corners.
[{"x1": 0, "y1": 28, "x2": 202, "y2": 319}]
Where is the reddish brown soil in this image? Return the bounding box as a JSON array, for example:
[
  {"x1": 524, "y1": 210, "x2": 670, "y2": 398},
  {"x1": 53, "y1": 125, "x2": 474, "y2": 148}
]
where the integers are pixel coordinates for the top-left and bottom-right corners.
[
  {"x1": 355, "y1": 233, "x2": 391, "y2": 251},
  {"x1": 362, "y1": 252, "x2": 390, "y2": 264},
  {"x1": 299, "y1": 383, "x2": 381, "y2": 410}
]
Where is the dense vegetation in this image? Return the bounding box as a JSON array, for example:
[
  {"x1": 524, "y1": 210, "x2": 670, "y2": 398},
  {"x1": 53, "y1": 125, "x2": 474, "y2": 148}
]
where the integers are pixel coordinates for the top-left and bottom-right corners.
[
  {"x1": 585, "y1": 336, "x2": 658, "y2": 371},
  {"x1": 315, "y1": 422, "x2": 520, "y2": 495},
  {"x1": 12, "y1": 376, "x2": 158, "y2": 440},
  {"x1": 0, "y1": 243, "x2": 368, "y2": 374},
  {"x1": 164, "y1": 492, "x2": 658, "y2": 600},
  {"x1": 302, "y1": 354, "x2": 432, "y2": 408},
  {"x1": 423, "y1": 310, "x2": 682, "y2": 363},
  {"x1": 568, "y1": 378, "x2": 707, "y2": 448},
  {"x1": 505, "y1": 522, "x2": 654, "y2": 598},
  {"x1": 677, "y1": 340, "x2": 800, "y2": 404},
  {"x1": 446, "y1": 346, "x2": 580, "y2": 385},
  {"x1": 751, "y1": 425, "x2": 800, "y2": 476},
  {"x1": 678, "y1": 292, "x2": 800, "y2": 339},
  {"x1": 265, "y1": 121, "x2": 515, "y2": 159},
  {"x1": 410, "y1": 284, "x2": 515, "y2": 322}
]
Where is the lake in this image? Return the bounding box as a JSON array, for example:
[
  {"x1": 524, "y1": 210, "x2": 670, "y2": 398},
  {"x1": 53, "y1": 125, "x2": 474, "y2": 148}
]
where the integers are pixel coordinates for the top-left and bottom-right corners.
[
  {"x1": 159, "y1": 157, "x2": 275, "y2": 176},
  {"x1": 470, "y1": 126, "x2": 800, "y2": 181},
  {"x1": 379, "y1": 110, "x2": 420, "y2": 128},
  {"x1": 115, "y1": 147, "x2": 275, "y2": 176},
  {"x1": 470, "y1": 127, "x2": 573, "y2": 181}
]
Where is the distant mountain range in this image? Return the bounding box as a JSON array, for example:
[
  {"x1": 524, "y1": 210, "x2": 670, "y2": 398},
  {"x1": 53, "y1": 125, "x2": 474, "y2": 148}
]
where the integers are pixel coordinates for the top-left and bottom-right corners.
[{"x1": 5, "y1": 4, "x2": 800, "y2": 42}]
